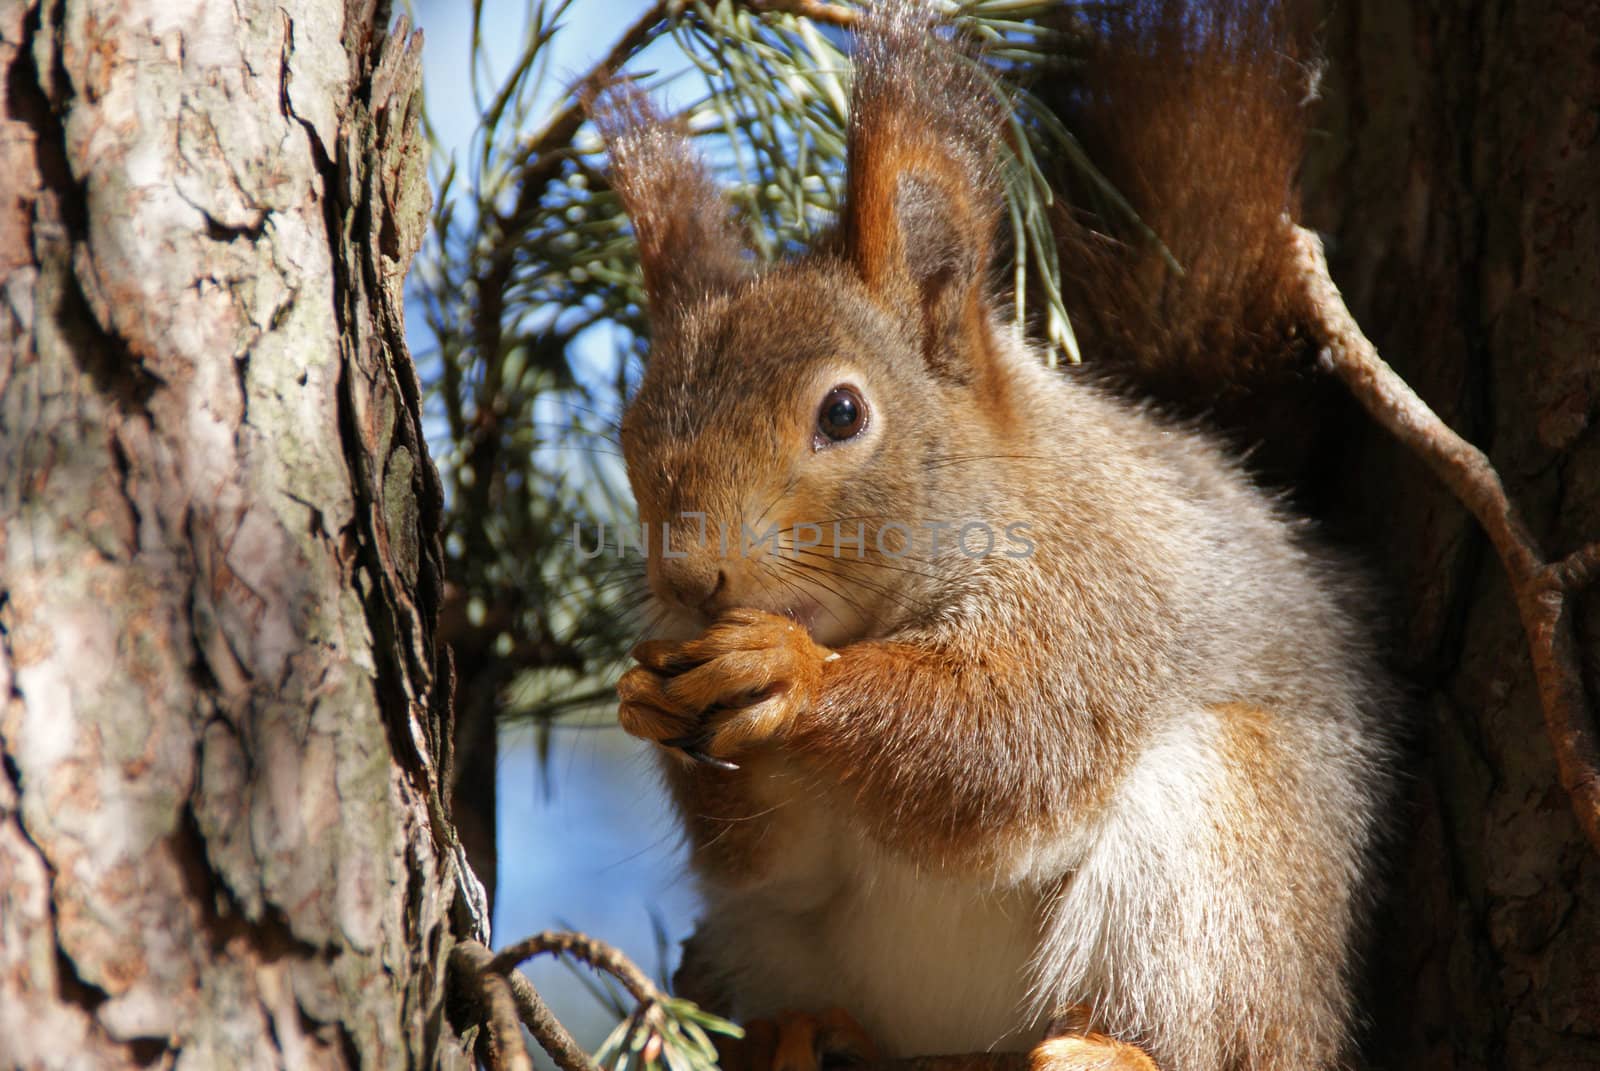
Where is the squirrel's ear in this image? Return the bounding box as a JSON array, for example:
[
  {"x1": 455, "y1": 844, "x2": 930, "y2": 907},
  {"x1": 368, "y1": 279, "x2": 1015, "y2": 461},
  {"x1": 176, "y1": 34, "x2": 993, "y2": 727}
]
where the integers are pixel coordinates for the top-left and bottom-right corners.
[
  {"x1": 842, "y1": 7, "x2": 1003, "y2": 378},
  {"x1": 589, "y1": 84, "x2": 751, "y2": 324}
]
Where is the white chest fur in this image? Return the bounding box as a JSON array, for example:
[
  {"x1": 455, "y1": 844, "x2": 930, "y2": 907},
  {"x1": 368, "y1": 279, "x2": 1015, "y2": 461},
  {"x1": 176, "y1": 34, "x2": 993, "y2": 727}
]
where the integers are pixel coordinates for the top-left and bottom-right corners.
[{"x1": 694, "y1": 765, "x2": 1050, "y2": 1057}]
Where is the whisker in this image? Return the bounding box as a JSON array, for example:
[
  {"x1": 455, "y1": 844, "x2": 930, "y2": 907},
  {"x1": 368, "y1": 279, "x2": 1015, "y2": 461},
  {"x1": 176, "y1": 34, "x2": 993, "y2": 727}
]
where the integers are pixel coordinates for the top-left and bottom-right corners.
[
  {"x1": 782, "y1": 544, "x2": 947, "y2": 584},
  {"x1": 922, "y1": 452, "x2": 1052, "y2": 471},
  {"x1": 625, "y1": 603, "x2": 671, "y2": 649},
  {"x1": 531, "y1": 444, "x2": 626, "y2": 460},
  {"x1": 748, "y1": 475, "x2": 800, "y2": 535},
  {"x1": 760, "y1": 559, "x2": 851, "y2": 633},
  {"x1": 772, "y1": 555, "x2": 917, "y2": 618},
  {"x1": 766, "y1": 529, "x2": 943, "y2": 569},
  {"x1": 519, "y1": 419, "x2": 624, "y2": 446}
]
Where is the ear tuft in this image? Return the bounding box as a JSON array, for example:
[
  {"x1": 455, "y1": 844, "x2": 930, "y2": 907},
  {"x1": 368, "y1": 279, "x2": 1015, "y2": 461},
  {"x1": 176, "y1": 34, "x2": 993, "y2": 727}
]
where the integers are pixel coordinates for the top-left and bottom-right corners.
[
  {"x1": 588, "y1": 82, "x2": 751, "y2": 325},
  {"x1": 842, "y1": 3, "x2": 1007, "y2": 371}
]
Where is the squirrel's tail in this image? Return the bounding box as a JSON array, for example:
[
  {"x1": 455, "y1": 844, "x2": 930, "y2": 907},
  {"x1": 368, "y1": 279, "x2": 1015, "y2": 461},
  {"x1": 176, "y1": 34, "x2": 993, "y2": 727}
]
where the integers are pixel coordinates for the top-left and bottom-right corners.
[{"x1": 1038, "y1": 0, "x2": 1316, "y2": 409}]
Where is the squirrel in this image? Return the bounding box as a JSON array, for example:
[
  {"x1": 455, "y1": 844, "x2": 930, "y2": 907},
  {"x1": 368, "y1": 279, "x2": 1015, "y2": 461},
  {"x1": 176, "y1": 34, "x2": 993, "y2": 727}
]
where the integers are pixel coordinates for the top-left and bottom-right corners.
[{"x1": 595, "y1": 2, "x2": 1395, "y2": 1070}]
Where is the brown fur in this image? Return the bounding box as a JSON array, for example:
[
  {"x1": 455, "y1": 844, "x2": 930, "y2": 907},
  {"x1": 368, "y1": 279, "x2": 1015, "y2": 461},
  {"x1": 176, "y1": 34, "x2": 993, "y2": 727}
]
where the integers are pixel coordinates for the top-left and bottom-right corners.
[
  {"x1": 1038, "y1": 0, "x2": 1316, "y2": 409},
  {"x1": 597, "y1": 4, "x2": 1392, "y2": 1069}
]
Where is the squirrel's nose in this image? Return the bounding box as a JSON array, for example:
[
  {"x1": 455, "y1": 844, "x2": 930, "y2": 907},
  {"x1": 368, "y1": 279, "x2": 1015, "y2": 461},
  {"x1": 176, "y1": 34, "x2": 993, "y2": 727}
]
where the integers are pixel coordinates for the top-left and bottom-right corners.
[{"x1": 651, "y1": 556, "x2": 728, "y2": 616}]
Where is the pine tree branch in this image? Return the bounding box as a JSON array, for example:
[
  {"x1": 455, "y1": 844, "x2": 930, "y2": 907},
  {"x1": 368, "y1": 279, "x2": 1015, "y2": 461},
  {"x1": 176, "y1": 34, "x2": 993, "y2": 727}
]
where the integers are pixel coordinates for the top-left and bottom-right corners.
[
  {"x1": 498, "y1": 2, "x2": 670, "y2": 229},
  {"x1": 1292, "y1": 225, "x2": 1600, "y2": 857},
  {"x1": 493, "y1": 0, "x2": 851, "y2": 219}
]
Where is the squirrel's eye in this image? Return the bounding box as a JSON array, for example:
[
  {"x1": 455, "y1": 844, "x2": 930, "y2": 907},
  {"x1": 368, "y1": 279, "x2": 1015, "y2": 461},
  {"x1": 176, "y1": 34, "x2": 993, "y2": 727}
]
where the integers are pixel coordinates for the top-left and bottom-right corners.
[{"x1": 817, "y1": 386, "x2": 867, "y2": 444}]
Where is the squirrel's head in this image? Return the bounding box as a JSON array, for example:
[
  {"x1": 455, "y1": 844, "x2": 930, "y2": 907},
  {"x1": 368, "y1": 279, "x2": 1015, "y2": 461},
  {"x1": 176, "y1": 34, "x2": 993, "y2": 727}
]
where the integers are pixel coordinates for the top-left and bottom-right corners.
[{"x1": 596, "y1": 4, "x2": 1019, "y2": 646}]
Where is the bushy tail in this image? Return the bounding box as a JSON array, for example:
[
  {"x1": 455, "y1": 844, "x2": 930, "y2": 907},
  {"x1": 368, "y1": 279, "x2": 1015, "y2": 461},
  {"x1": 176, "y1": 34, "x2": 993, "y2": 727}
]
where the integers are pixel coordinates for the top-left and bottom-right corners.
[{"x1": 1038, "y1": 0, "x2": 1317, "y2": 408}]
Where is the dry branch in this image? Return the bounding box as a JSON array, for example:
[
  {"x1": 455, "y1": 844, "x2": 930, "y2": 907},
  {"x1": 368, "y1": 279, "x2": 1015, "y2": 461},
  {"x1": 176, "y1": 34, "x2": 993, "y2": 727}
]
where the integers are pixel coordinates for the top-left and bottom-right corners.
[
  {"x1": 502, "y1": 967, "x2": 602, "y2": 1071},
  {"x1": 454, "y1": 930, "x2": 680, "y2": 1071},
  {"x1": 492, "y1": 930, "x2": 666, "y2": 1004},
  {"x1": 456, "y1": 926, "x2": 1047, "y2": 1071},
  {"x1": 451, "y1": 940, "x2": 538, "y2": 1071},
  {"x1": 451, "y1": 936, "x2": 599, "y2": 1071},
  {"x1": 1292, "y1": 225, "x2": 1600, "y2": 856}
]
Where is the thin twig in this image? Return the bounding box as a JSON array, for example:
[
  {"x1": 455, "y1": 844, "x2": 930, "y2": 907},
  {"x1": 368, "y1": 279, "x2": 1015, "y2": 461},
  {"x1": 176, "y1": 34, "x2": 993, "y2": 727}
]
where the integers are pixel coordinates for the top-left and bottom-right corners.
[
  {"x1": 505, "y1": 967, "x2": 601, "y2": 1071},
  {"x1": 454, "y1": 930, "x2": 678, "y2": 1071},
  {"x1": 1292, "y1": 225, "x2": 1600, "y2": 856},
  {"x1": 491, "y1": 929, "x2": 665, "y2": 1005},
  {"x1": 1555, "y1": 542, "x2": 1600, "y2": 592},
  {"x1": 743, "y1": 0, "x2": 860, "y2": 26},
  {"x1": 451, "y1": 940, "x2": 536, "y2": 1071},
  {"x1": 493, "y1": 0, "x2": 850, "y2": 225},
  {"x1": 453, "y1": 937, "x2": 602, "y2": 1071},
  {"x1": 501, "y1": 3, "x2": 670, "y2": 226}
]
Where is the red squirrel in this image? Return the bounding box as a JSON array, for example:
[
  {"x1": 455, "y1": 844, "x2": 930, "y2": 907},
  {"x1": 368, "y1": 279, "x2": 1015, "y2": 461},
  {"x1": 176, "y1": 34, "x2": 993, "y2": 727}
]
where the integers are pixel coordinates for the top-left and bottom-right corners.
[{"x1": 597, "y1": 2, "x2": 1394, "y2": 1069}]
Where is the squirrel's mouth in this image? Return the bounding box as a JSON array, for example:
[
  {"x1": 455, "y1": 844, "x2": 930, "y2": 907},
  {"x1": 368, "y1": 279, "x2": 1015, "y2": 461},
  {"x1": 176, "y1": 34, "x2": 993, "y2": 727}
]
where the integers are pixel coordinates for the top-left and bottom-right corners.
[
  {"x1": 649, "y1": 594, "x2": 822, "y2": 634},
  {"x1": 723, "y1": 594, "x2": 827, "y2": 641},
  {"x1": 787, "y1": 595, "x2": 871, "y2": 649},
  {"x1": 780, "y1": 598, "x2": 821, "y2": 634},
  {"x1": 643, "y1": 589, "x2": 851, "y2": 647}
]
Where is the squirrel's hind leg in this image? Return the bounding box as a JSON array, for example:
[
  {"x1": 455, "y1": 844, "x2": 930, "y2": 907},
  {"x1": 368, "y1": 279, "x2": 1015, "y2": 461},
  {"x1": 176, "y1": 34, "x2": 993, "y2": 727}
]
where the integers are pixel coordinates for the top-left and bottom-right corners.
[
  {"x1": 1029, "y1": 1035, "x2": 1158, "y2": 1071},
  {"x1": 1025, "y1": 1005, "x2": 1158, "y2": 1071},
  {"x1": 721, "y1": 1015, "x2": 1157, "y2": 1071},
  {"x1": 1033, "y1": 701, "x2": 1373, "y2": 1071}
]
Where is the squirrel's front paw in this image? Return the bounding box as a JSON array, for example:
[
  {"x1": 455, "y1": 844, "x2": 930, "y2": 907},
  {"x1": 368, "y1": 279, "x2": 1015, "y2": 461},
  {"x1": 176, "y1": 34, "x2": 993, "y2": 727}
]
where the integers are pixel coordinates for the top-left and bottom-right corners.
[{"x1": 617, "y1": 608, "x2": 833, "y2": 763}]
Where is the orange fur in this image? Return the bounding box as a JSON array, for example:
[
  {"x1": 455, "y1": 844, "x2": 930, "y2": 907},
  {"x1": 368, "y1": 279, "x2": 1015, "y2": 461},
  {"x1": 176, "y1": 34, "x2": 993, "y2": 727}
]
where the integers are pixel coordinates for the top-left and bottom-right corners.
[{"x1": 1031, "y1": 1035, "x2": 1160, "y2": 1071}]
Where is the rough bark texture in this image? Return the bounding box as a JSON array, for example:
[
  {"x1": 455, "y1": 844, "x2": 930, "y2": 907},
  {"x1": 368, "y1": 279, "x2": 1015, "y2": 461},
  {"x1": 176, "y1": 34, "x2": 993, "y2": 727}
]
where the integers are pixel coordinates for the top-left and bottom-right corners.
[
  {"x1": 0, "y1": 0, "x2": 483, "y2": 1066},
  {"x1": 1303, "y1": 2, "x2": 1600, "y2": 1067}
]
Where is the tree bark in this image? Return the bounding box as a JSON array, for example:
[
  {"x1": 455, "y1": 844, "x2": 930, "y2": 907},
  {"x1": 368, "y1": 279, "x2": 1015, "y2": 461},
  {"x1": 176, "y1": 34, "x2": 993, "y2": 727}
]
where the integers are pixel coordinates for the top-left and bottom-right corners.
[
  {"x1": 1305, "y1": 2, "x2": 1600, "y2": 1067},
  {"x1": 0, "y1": 0, "x2": 482, "y2": 1066}
]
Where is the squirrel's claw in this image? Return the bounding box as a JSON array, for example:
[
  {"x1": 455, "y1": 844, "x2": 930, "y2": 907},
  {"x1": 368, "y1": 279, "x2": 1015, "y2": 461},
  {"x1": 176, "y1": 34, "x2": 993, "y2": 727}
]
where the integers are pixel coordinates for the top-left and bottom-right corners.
[{"x1": 660, "y1": 733, "x2": 741, "y2": 771}]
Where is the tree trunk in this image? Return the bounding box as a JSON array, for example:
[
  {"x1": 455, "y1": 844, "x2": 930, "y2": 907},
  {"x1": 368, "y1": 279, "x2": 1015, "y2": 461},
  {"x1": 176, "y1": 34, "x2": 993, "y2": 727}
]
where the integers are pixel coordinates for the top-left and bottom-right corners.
[
  {"x1": 1305, "y1": 3, "x2": 1600, "y2": 1067},
  {"x1": 0, "y1": 1, "x2": 482, "y2": 1066}
]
